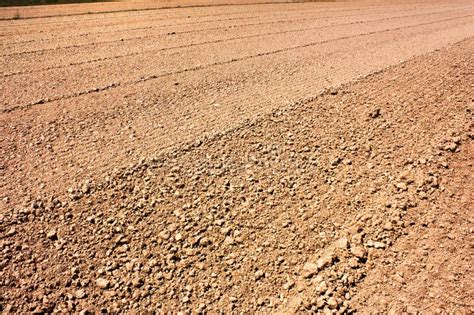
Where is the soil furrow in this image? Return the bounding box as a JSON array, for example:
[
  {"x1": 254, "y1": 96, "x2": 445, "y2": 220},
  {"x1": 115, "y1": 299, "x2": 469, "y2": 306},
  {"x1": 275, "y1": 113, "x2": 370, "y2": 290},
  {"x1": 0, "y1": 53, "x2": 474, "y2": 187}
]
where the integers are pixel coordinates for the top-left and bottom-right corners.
[
  {"x1": 0, "y1": 1, "x2": 378, "y2": 21},
  {"x1": 1, "y1": 2, "x2": 472, "y2": 313},
  {"x1": 2, "y1": 8, "x2": 463, "y2": 77},
  {"x1": 2, "y1": 4, "x2": 452, "y2": 44},
  {"x1": 0, "y1": 4, "x2": 382, "y2": 34},
  {"x1": 3, "y1": 5, "x2": 438, "y2": 55},
  {"x1": 1, "y1": 35, "x2": 471, "y2": 313},
  {"x1": 2, "y1": 14, "x2": 471, "y2": 112}
]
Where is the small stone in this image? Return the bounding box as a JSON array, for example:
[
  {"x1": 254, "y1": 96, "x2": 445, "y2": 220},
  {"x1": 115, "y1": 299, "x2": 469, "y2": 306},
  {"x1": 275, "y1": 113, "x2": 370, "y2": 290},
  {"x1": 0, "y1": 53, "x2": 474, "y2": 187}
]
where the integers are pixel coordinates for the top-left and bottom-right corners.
[
  {"x1": 158, "y1": 230, "x2": 170, "y2": 240},
  {"x1": 96, "y1": 278, "x2": 109, "y2": 289},
  {"x1": 195, "y1": 262, "x2": 205, "y2": 270},
  {"x1": 383, "y1": 222, "x2": 394, "y2": 231},
  {"x1": 444, "y1": 142, "x2": 457, "y2": 152},
  {"x1": 75, "y1": 289, "x2": 86, "y2": 299},
  {"x1": 6, "y1": 227, "x2": 16, "y2": 237},
  {"x1": 81, "y1": 181, "x2": 91, "y2": 194},
  {"x1": 395, "y1": 182, "x2": 408, "y2": 191},
  {"x1": 221, "y1": 227, "x2": 232, "y2": 235},
  {"x1": 302, "y1": 262, "x2": 318, "y2": 278},
  {"x1": 327, "y1": 297, "x2": 340, "y2": 309},
  {"x1": 392, "y1": 273, "x2": 405, "y2": 284},
  {"x1": 316, "y1": 281, "x2": 328, "y2": 294},
  {"x1": 331, "y1": 157, "x2": 341, "y2": 166},
  {"x1": 316, "y1": 296, "x2": 326, "y2": 308},
  {"x1": 255, "y1": 270, "x2": 265, "y2": 280},
  {"x1": 337, "y1": 238, "x2": 348, "y2": 249},
  {"x1": 316, "y1": 254, "x2": 335, "y2": 270},
  {"x1": 175, "y1": 233, "x2": 183, "y2": 241},
  {"x1": 132, "y1": 278, "x2": 143, "y2": 287},
  {"x1": 224, "y1": 236, "x2": 235, "y2": 246},
  {"x1": 373, "y1": 241, "x2": 386, "y2": 249},
  {"x1": 348, "y1": 257, "x2": 359, "y2": 268},
  {"x1": 302, "y1": 298, "x2": 313, "y2": 309},
  {"x1": 283, "y1": 280, "x2": 295, "y2": 290},
  {"x1": 196, "y1": 303, "x2": 206, "y2": 313},
  {"x1": 369, "y1": 108, "x2": 381, "y2": 118},
  {"x1": 47, "y1": 229, "x2": 58, "y2": 240},
  {"x1": 214, "y1": 219, "x2": 225, "y2": 226},
  {"x1": 199, "y1": 237, "x2": 210, "y2": 246},
  {"x1": 418, "y1": 191, "x2": 428, "y2": 199},
  {"x1": 343, "y1": 158, "x2": 352, "y2": 165},
  {"x1": 350, "y1": 246, "x2": 367, "y2": 259}
]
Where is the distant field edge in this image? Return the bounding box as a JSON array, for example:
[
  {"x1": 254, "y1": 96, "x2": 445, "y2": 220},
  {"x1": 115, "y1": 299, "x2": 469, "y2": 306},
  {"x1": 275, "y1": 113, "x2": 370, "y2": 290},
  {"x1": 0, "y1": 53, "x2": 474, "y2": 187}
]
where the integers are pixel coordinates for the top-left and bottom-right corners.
[
  {"x1": 0, "y1": 0, "x2": 115, "y2": 7},
  {"x1": 0, "y1": 1, "x2": 340, "y2": 21},
  {"x1": 0, "y1": 0, "x2": 337, "y2": 8}
]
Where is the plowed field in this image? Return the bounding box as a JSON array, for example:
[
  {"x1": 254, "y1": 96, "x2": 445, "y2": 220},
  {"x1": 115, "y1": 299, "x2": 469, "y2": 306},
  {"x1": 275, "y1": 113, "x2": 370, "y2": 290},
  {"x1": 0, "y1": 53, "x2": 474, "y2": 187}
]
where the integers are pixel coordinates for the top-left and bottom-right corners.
[{"x1": 1, "y1": 0, "x2": 473, "y2": 313}]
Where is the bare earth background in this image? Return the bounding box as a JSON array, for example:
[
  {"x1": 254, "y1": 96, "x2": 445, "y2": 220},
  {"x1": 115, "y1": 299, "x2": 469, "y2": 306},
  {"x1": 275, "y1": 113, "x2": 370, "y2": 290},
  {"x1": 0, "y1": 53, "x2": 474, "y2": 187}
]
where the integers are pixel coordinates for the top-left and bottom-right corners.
[
  {"x1": 0, "y1": 0, "x2": 473, "y2": 313},
  {"x1": 0, "y1": 0, "x2": 463, "y2": 19}
]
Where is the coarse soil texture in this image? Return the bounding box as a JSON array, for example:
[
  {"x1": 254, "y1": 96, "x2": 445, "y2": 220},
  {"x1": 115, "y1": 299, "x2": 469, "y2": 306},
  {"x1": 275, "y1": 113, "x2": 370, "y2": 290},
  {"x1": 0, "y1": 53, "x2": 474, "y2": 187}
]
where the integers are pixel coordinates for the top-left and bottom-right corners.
[{"x1": 0, "y1": 0, "x2": 473, "y2": 313}]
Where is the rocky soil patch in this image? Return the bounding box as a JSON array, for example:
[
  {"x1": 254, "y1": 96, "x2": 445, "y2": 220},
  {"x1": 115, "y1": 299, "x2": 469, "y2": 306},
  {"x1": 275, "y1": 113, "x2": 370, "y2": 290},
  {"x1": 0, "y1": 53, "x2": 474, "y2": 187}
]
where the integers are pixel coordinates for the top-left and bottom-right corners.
[{"x1": 1, "y1": 39, "x2": 473, "y2": 313}]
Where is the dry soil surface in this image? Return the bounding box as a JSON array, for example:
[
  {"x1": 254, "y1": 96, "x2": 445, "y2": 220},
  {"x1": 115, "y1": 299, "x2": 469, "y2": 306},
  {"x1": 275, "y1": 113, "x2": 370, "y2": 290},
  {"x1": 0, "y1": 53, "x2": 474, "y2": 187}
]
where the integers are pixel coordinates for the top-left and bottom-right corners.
[
  {"x1": 0, "y1": 0, "x2": 473, "y2": 313},
  {"x1": 0, "y1": 0, "x2": 314, "y2": 20}
]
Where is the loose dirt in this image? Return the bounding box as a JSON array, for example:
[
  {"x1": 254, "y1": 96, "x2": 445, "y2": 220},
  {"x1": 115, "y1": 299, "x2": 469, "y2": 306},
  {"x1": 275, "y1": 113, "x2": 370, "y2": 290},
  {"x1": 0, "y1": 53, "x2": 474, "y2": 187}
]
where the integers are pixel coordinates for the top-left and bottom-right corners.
[{"x1": 0, "y1": 0, "x2": 473, "y2": 313}]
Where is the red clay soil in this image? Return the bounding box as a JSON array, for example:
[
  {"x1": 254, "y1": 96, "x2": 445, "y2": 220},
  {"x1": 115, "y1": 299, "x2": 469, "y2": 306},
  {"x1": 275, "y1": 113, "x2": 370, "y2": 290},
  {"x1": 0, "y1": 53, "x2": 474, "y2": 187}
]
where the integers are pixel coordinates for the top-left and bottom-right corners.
[{"x1": 0, "y1": 0, "x2": 473, "y2": 313}]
